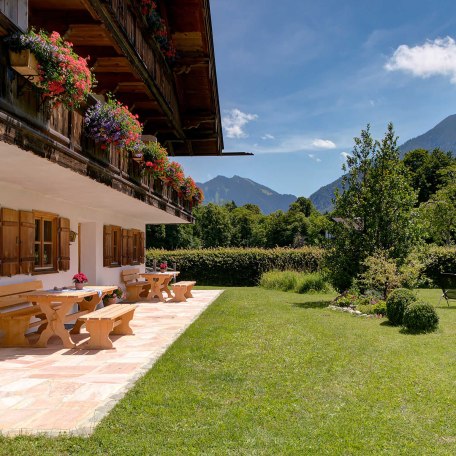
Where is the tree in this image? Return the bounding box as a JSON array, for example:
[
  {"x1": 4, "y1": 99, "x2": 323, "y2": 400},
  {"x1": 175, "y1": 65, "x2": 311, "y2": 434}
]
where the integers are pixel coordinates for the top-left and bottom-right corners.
[
  {"x1": 194, "y1": 203, "x2": 232, "y2": 247},
  {"x1": 403, "y1": 148, "x2": 454, "y2": 204},
  {"x1": 327, "y1": 123, "x2": 419, "y2": 291},
  {"x1": 230, "y1": 206, "x2": 265, "y2": 247},
  {"x1": 420, "y1": 164, "x2": 456, "y2": 245},
  {"x1": 288, "y1": 197, "x2": 315, "y2": 217}
]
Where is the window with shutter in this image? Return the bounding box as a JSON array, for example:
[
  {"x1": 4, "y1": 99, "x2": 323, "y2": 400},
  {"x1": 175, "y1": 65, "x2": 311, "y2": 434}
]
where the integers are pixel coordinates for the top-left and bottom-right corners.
[
  {"x1": 121, "y1": 229, "x2": 130, "y2": 265},
  {"x1": 103, "y1": 225, "x2": 121, "y2": 267},
  {"x1": 0, "y1": 208, "x2": 20, "y2": 276},
  {"x1": 33, "y1": 211, "x2": 58, "y2": 272}
]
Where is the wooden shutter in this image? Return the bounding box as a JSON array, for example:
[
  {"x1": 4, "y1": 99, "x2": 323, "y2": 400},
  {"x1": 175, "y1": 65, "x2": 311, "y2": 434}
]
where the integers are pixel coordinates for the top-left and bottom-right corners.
[
  {"x1": 139, "y1": 231, "x2": 145, "y2": 264},
  {"x1": 103, "y1": 225, "x2": 113, "y2": 267},
  {"x1": 58, "y1": 217, "x2": 70, "y2": 271},
  {"x1": 19, "y1": 210, "x2": 35, "y2": 274},
  {"x1": 128, "y1": 229, "x2": 134, "y2": 264},
  {"x1": 0, "y1": 208, "x2": 20, "y2": 276},
  {"x1": 121, "y1": 228, "x2": 129, "y2": 265}
]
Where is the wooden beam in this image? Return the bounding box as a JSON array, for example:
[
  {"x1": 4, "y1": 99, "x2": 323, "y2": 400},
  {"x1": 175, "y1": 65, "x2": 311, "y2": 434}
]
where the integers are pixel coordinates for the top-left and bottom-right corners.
[
  {"x1": 64, "y1": 24, "x2": 113, "y2": 47},
  {"x1": 93, "y1": 57, "x2": 131, "y2": 73}
]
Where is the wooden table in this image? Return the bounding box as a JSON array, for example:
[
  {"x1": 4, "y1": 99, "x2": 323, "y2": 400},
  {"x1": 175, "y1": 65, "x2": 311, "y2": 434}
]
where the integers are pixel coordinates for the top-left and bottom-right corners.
[
  {"x1": 141, "y1": 272, "x2": 180, "y2": 302},
  {"x1": 20, "y1": 285, "x2": 117, "y2": 348}
]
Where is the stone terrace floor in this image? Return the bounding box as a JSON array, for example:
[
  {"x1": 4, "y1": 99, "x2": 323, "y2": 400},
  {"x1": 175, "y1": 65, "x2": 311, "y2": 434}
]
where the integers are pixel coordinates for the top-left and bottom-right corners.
[{"x1": 0, "y1": 290, "x2": 223, "y2": 437}]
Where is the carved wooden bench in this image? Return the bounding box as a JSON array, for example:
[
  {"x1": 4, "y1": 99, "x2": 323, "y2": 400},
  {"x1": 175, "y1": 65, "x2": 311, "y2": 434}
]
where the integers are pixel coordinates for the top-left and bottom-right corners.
[
  {"x1": 171, "y1": 281, "x2": 196, "y2": 302},
  {"x1": 121, "y1": 268, "x2": 151, "y2": 302},
  {"x1": 78, "y1": 303, "x2": 138, "y2": 349},
  {"x1": 0, "y1": 280, "x2": 45, "y2": 347}
]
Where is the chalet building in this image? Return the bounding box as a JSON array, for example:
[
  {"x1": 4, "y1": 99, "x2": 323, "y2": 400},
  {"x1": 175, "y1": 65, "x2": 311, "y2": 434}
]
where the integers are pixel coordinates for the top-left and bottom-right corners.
[{"x1": 0, "y1": 0, "x2": 223, "y2": 288}]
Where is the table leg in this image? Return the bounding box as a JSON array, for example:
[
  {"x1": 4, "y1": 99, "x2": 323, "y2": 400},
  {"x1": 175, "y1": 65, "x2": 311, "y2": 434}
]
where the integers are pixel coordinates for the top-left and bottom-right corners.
[
  {"x1": 162, "y1": 277, "x2": 173, "y2": 298},
  {"x1": 149, "y1": 277, "x2": 166, "y2": 302},
  {"x1": 35, "y1": 301, "x2": 77, "y2": 349}
]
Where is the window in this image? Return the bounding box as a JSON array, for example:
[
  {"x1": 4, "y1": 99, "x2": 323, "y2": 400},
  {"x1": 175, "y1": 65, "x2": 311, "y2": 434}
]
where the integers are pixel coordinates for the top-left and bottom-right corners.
[
  {"x1": 103, "y1": 225, "x2": 122, "y2": 267},
  {"x1": 33, "y1": 211, "x2": 58, "y2": 272},
  {"x1": 103, "y1": 225, "x2": 144, "y2": 267}
]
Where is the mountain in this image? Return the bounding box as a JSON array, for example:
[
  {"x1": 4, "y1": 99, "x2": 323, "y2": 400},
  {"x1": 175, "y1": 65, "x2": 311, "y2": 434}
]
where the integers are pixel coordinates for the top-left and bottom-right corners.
[
  {"x1": 310, "y1": 114, "x2": 456, "y2": 213},
  {"x1": 198, "y1": 175, "x2": 297, "y2": 214}
]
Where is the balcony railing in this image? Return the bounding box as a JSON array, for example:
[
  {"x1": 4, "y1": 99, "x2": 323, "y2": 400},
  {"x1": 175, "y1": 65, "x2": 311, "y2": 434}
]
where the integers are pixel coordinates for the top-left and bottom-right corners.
[
  {"x1": 100, "y1": 0, "x2": 180, "y2": 119},
  {"x1": 0, "y1": 49, "x2": 192, "y2": 219}
]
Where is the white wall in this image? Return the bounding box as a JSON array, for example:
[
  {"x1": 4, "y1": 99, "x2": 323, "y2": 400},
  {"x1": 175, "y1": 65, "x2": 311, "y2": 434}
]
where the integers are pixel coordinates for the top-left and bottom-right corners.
[{"x1": 0, "y1": 181, "x2": 145, "y2": 290}]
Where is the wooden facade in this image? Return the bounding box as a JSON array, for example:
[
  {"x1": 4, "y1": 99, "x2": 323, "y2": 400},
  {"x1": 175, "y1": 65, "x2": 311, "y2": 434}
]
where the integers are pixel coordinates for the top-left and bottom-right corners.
[{"x1": 0, "y1": 0, "x2": 223, "y2": 226}]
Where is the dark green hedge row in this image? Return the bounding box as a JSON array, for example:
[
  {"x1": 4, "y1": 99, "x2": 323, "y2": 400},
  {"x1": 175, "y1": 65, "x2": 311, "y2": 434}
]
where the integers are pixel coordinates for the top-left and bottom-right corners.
[
  {"x1": 146, "y1": 248, "x2": 324, "y2": 286},
  {"x1": 422, "y1": 246, "x2": 456, "y2": 287}
]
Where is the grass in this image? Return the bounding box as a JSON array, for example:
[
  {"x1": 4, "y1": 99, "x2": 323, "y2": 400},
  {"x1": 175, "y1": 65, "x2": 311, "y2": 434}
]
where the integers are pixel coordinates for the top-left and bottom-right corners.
[
  {"x1": 259, "y1": 270, "x2": 330, "y2": 294},
  {"x1": 2, "y1": 287, "x2": 456, "y2": 455}
]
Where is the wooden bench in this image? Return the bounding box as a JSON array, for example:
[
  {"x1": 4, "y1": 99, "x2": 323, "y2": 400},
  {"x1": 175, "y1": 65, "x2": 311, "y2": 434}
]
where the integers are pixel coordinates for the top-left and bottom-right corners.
[
  {"x1": 78, "y1": 303, "x2": 137, "y2": 349},
  {"x1": 171, "y1": 281, "x2": 196, "y2": 303},
  {"x1": 0, "y1": 280, "x2": 46, "y2": 347},
  {"x1": 121, "y1": 268, "x2": 151, "y2": 302}
]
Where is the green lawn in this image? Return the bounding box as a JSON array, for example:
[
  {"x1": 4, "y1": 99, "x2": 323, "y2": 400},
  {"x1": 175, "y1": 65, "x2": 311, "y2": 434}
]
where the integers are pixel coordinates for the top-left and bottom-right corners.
[{"x1": 2, "y1": 288, "x2": 456, "y2": 455}]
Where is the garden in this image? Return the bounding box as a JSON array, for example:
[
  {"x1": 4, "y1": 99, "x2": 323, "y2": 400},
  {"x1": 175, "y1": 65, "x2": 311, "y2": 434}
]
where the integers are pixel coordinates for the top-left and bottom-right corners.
[{"x1": 3, "y1": 286, "x2": 456, "y2": 455}]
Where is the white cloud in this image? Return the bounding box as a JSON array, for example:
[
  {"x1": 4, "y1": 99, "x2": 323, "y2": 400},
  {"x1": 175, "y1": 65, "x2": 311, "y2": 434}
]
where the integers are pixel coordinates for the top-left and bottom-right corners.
[
  {"x1": 261, "y1": 134, "x2": 275, "y2": 140},
  {"x1": 222, "y1": 108, "x2": 258, "y2": 139},
  {"x1": 308, "y1": 154, "x2": 322, "y2": 163},
  {"x1": 385, "y1": 37, "x2": 456, "y2": 84},
  {"x1": 340, "y1": 152, "x2": 351, "y2": 160},
  {"x1": 311, "y1": 139, "x2": 336, "y2": 149}
]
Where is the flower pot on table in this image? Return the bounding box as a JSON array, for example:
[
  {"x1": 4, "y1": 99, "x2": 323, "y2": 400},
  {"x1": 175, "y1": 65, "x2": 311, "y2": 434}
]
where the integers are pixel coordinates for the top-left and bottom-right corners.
[{"x1": 75, "y1": 282, "x2": 84, "y2": 290}]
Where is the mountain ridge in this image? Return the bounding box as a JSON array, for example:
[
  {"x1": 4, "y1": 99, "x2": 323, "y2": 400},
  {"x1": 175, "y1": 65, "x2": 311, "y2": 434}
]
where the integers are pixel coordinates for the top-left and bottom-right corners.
[
  {"x1": 309, "y1": 114, "x2": 456, "y2": 212},
  {"x1": 198, "y1": 175, "x2": 297, "y2": 214}
]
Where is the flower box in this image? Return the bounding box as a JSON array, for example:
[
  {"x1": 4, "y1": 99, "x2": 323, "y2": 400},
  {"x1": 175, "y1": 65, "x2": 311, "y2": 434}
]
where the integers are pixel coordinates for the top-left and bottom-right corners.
[{"x1": 9, "y1": 49, "x2": 40, "y2": 83}]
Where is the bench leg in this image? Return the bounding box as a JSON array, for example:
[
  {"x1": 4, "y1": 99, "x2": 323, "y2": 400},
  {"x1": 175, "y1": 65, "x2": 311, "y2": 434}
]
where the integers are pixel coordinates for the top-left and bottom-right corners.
[
  {"x1": 126, "y1": 286, "x2": 140, "y2": 303},
  {"x1": 139, "y1": 284, "x2": 151, "y2": 299},
  {"x1": 0, "y1": 317, "x2": 31, "y2": 347},
  {"x1": 184, "y1": 284, "x2": 195, "y2": 299},
  {"x1": 172, "y1": 286, "x2": 187, "y2": 303},
  {"x1": 85, "y1": 320, "x2": 114, "y2": 350},
  {"x1": 112, "y1": 310, "x2": 135, "y2": 336}
]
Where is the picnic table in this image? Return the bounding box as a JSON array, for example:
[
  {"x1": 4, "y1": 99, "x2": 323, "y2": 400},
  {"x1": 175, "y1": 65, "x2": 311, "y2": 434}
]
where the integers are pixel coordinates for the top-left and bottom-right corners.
[
  {"x1": 20, "y1": 285, "x2": 117, "y2": 348},
  {"x1": 141, "y1": 271, "x2": 180, "y2": 302}
]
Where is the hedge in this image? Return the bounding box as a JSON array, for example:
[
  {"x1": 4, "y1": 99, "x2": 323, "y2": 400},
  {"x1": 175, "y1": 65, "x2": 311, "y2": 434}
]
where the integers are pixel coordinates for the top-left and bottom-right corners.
[
  {"x1": 422, "y1": 246, "x2": 456, "y2": 287},
  {"x1": 146, "y1": 247, "x2": 324, "y2": 286}
]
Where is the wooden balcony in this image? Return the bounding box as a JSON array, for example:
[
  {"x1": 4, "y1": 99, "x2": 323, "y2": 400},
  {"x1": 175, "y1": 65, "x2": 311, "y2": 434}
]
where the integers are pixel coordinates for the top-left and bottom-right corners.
[{"x1": 0, "y1": 48, "x2": 193, "y2": 222}]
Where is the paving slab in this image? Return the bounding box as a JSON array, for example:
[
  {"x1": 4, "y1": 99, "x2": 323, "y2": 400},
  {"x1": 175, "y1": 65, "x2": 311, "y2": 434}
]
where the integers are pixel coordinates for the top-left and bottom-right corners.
[{"x1": 0, "y1": 289, "x2": 223, "y2": 436}]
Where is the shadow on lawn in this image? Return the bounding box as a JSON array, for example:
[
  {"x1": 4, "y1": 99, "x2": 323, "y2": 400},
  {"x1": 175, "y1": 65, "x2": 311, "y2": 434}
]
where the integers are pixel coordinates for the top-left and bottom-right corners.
[{"x1": 292, "y1": 301, "x2": 330, "y2": 309}]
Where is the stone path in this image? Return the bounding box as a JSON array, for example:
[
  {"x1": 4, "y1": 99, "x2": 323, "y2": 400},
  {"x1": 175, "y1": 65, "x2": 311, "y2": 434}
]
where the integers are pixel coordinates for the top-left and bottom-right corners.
[{"x1": 0, "y1": 290, "x2": 223, "y2": 436}]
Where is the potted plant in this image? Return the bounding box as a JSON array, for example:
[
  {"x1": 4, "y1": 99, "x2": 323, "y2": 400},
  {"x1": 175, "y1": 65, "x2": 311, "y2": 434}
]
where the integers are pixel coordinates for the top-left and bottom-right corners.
[
  {"x1": 192, "y1": 187, "x2": 204, "y2": 208},
  {"x1": 103, "y1": 288, "x2": 123, "y2": 305},
  {"x1": 142, "y1": 141, "x2": 169, "y2": 180},
  {"x1": 163, "y1": 161, "x2": 185, "y2": 193},
  {"x1": 7, "y1": 30, "x2": 94, "y2": 109},
  {"x1": 160, "y1": 262, "x2": 168, "y2": 273},
  {"x1": 180, "y1": 176, "x2": 197, "y2": 201},
  {"x1": 84, "y1": 94, "x2": 143, "y2": 152},
  {"x1": 73, "y1": 272, "x2": 88, "y2": 290}
]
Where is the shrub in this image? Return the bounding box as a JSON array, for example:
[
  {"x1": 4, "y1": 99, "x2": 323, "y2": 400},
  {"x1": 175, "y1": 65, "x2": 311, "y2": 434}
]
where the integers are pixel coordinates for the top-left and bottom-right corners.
[
  {"x1": 386, "y1": 288, "x2": 416, "y2": 326},
  {"x1": 422, "y1": 246, "x2": 456, "y2": 287},
  {"x1": 402, "y1": 302, "x2": 439, "y2": 332},
  {"x1": 147, "y1": 247, "x2": 324, "y2": 286},
  {"x1": 259, "y1": 270, "x2": 299, "y2": 292},
  {"x1": 357, "y1": 301, "x2": 387, "y2": 316},
  {"x1": 296, "y1": 273, "x2": 330, "y2": 294},
  {"x1": 358, "y1": 251, "x2": 402, "y2": 298}
]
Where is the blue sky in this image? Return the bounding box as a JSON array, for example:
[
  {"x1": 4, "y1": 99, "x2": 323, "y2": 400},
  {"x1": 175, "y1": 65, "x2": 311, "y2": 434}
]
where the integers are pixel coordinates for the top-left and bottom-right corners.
[{"x1": 175, "y1": 0, "x2": 456, "y2": 197}]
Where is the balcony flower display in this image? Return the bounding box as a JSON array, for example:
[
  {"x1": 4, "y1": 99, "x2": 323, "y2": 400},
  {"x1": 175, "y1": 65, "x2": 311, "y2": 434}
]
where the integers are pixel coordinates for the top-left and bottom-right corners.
[
  {"x1": 163, "y1": 161, "x2": 185, "y2": 191},
  {"x1": 140, "y1": 0, "x2": 177, "y2": 61},
  {"x1": 180, "y1": 177, "x2": 197, "y2": 201},
  {"x1": 142, "y1": 141, "x2": 169, "y2": 179},
  {"x1": 8, "y1": 30, "x2": 94, "y2": 109},
  {"x1": 193, "y1": 187, "x2": 204, "y2": 207},
  {"x1": 84, "y1": 94, "x2": 143, "y2": 152}
]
